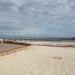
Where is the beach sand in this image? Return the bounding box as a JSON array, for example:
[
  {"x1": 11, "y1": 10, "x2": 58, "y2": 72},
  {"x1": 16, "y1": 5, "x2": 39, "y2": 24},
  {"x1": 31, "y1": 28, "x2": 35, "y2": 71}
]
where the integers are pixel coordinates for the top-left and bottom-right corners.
[{"x1": 0, "y1": 45, "x2": 75, "y2": 75}]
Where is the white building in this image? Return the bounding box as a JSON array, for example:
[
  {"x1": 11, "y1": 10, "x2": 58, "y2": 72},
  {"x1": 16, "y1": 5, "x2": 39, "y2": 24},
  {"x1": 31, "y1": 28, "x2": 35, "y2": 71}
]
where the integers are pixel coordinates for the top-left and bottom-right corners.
[{"x1": 0, "y1": 38, "x2": 3, "y2": 43}]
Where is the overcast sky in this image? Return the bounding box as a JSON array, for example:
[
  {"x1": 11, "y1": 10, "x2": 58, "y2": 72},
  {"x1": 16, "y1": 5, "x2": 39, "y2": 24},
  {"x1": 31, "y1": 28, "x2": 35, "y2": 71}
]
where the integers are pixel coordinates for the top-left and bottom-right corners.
[{"x1": 0, "y1": 0, "x2": 75, "y2": 37}]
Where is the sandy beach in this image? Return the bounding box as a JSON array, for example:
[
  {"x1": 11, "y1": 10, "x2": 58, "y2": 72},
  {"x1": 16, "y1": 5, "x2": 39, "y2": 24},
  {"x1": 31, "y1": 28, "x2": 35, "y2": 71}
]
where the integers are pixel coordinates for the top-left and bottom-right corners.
[{"x1": 0, "y1": 43, "x2": 75, "y2": 75}]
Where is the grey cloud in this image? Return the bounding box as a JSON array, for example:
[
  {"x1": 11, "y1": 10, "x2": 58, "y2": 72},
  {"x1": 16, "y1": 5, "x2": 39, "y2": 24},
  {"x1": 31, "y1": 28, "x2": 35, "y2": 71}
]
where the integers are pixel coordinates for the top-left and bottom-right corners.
[{"x1": 0, "y1": 0, "x2": 75, "y2": 37}]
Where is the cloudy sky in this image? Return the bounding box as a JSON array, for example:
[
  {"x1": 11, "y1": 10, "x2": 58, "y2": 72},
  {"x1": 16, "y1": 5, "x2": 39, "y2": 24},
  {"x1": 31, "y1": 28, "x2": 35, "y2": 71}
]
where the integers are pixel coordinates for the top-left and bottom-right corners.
[{"x1": 0, "y1": 0, "x2": 75, "y2": 37}]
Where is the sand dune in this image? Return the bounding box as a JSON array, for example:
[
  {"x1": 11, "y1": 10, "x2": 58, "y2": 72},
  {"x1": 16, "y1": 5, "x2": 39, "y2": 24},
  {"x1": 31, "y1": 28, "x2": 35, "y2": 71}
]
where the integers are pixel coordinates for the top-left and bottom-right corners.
[{"x1": 0, "y1": 45, "x2": 75, "y2": 75}]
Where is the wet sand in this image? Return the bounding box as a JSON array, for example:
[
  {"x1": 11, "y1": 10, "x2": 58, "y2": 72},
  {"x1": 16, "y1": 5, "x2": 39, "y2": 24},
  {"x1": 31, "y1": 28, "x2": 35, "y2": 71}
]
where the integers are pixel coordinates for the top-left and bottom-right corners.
[
  {"x1": 0, "y1": 43, "x2": 25, "y2": 52},
  {"x1": 0, "y1": 43, "x2": 27, "y2": 56},
  {"x1": 0, "y1": 45, "x2": 75, "y2": 75}
]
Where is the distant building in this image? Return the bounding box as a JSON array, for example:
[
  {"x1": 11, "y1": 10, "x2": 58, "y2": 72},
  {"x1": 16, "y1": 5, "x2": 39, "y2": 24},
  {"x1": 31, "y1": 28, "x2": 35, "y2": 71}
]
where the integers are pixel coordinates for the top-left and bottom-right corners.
[{"x1": 0, "y1": 38, "x2": 3, "y2": 43}]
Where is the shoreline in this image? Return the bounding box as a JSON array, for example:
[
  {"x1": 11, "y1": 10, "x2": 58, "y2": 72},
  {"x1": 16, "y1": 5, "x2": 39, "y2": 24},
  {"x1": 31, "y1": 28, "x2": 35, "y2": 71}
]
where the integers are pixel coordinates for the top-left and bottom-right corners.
[{"x1": 0, "y1": 41, "x2": 75, "y2": 56}]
